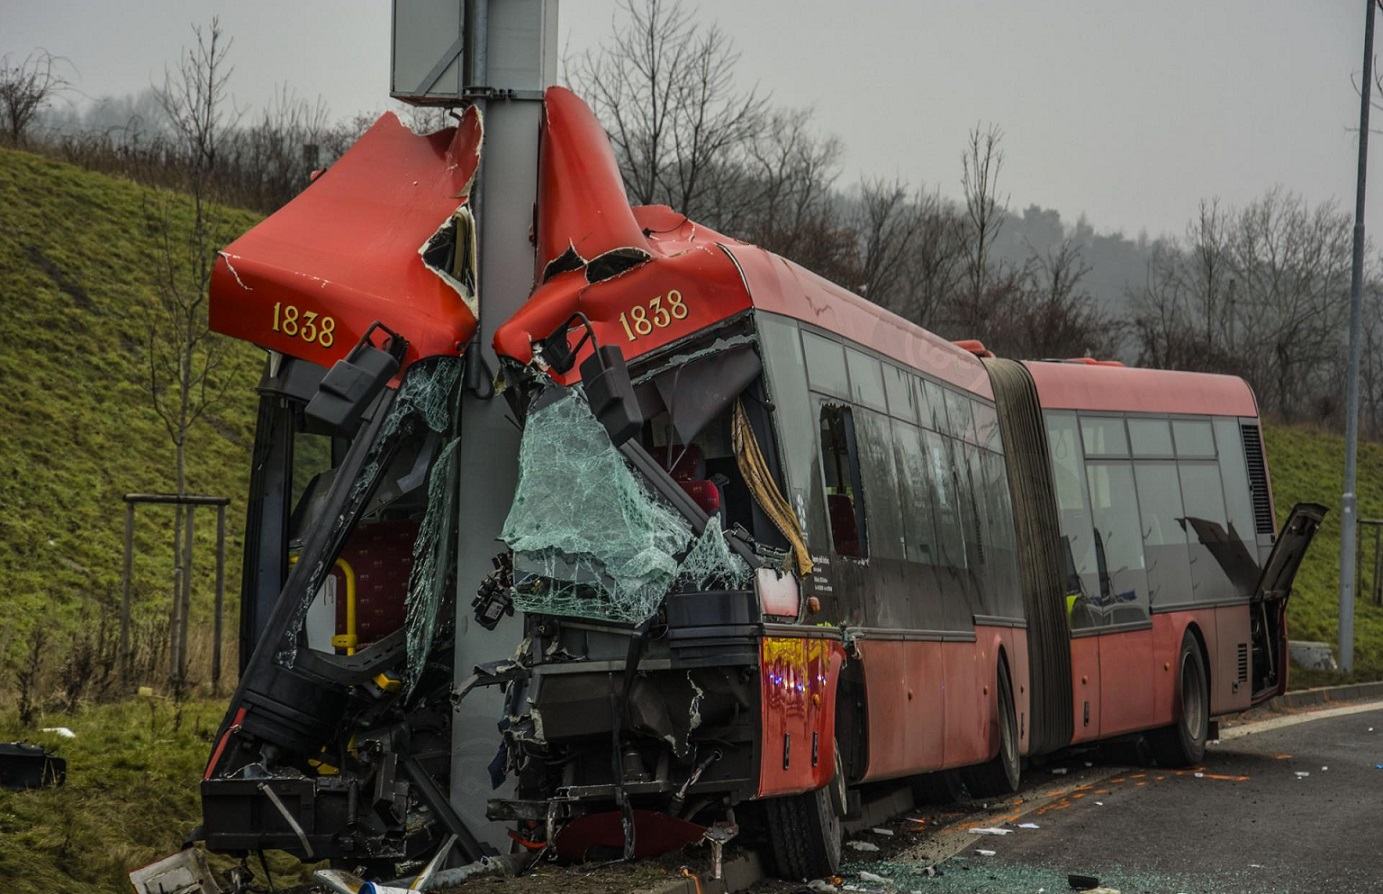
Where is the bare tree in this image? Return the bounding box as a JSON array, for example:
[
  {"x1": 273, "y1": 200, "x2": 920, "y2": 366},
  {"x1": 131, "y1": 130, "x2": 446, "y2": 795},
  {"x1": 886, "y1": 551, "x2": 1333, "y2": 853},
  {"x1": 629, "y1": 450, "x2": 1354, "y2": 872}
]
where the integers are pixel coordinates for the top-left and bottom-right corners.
[
  {"x1": 569, "y1": 0, "x2": 768, "y2": 223},
  {"x1": 0, "y1": 50, "x2": 70, "y2": 145},
  {"x1": 958, "y1": 123, "x2": 1009, "y2": 332},
  {"x1": 1131, "y1": 189, "x2": 1353, "y2": 424},
  {"x1": 144, "y1": 18, "x2": 240, "y2": 694},
  {"x1": 1005, "y1": 239, "x2": 1121, "y2": 359}
]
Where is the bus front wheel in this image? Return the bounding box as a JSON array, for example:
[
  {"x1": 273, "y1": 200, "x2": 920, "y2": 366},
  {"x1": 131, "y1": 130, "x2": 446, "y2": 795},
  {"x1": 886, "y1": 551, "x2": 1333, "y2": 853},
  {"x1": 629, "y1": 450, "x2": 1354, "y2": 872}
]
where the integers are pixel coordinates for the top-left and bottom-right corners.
[
  {"x1": 1150, "y1": 630, "x2": 1209, "y2": 767},
  {"x1": 764, "y1": 742, "x2": 845, "y2": 880},
  {"x1": 963, "y1": 661, "x2": 1020, "y2": 797}
]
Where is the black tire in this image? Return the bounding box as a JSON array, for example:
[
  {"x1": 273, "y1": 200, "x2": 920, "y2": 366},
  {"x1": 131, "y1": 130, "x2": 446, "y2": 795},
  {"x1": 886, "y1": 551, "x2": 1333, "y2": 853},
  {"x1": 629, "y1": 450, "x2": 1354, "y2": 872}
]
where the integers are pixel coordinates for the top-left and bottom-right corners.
[
  {"x1": 765, "y1": 743, "x2": 845, "y2": 880},
  {"x1": 963, "y1": 662, "x2": 1020, "y2": 798},
  {"x1": 1150, "y1": 630, "x2": 1209, "y2": 767}
]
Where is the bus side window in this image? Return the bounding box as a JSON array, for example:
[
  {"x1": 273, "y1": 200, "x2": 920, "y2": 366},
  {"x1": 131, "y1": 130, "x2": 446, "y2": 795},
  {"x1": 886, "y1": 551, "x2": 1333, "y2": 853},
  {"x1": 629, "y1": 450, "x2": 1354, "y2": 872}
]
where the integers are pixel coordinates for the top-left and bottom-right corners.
[
  {"x1": 1085, "y1": 461, "x2": 1150, "y2": 622},
  {"x1": 891, "y1": 418, "x2": 939, "y2": 565},
  {"x1": 1213, "y1": 417, "x2": 1258, "y2": 563},
  {"x1": 757, "y1": 314, "x2": 829, "y2": 551},
  {"x1": 924, "y1": 429, "x2": 967, "y2": 570},
  {"x1": 854, "y1": 408, "x2": 906, "y2": 560},
  {"x1": 819, "y1": 403, "x2": 869, "y2": 558},
  {"x1": 1045, "y1": 412, "x2": 1100, "y2": 628}
]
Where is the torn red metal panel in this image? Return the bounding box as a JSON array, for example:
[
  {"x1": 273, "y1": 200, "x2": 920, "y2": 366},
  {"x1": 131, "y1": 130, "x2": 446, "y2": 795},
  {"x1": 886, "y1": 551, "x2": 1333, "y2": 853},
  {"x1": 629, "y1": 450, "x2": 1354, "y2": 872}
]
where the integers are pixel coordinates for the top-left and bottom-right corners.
[
  {"x1": 209, "y1": 108, "x2": 483, "y2": 371},
  {"x1": 495, "y1": 87, "x2": 751, "y2": 381},
  {"x1": 534, "y1": 86, "x2": 652, "y2": 282}
]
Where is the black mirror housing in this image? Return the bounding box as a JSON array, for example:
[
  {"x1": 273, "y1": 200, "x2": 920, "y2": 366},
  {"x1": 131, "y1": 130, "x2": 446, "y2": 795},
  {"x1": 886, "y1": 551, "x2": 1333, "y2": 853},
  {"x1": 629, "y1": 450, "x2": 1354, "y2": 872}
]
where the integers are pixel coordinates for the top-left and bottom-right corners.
[
  {"x1": 580, "y1": 344, "x2": 642, "y2": 446},
  {"x1": 306, "y1": 324, "x2": 405, "y2": 434}
]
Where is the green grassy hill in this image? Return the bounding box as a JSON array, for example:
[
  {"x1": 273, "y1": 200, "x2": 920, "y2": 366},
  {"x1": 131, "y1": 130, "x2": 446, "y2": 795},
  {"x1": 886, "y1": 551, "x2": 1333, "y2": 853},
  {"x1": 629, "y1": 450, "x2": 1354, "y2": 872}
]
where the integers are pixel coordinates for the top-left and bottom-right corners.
[
  {"x1": 1265, "y1": 424, "x2": 1383, "y2": 680},
  {"x1": 0, "y1": 147, "x2": 262, "y2": 691}
]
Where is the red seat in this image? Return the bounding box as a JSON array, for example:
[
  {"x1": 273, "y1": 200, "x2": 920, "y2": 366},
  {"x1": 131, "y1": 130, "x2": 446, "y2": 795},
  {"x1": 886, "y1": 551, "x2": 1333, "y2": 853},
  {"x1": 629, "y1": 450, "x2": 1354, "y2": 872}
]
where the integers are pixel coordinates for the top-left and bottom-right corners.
[{"x1": 661, "y1": 444, "x2": 721, "y2": 517}]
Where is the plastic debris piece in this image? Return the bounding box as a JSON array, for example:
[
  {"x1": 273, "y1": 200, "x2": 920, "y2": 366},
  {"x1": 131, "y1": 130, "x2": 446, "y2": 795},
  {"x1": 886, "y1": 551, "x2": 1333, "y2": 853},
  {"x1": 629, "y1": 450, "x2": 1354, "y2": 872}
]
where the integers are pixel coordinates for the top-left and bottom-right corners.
[
  {"x1": 1068, "y1": 874, "x2": 1101, "y2": 890},
  {"x1": 1193, "y1": 772, "x2": 1204, "y2": 778},
  {"x1": 1018, "y1": 822, "x2": 1040, "y2": 829},
  {"x1": 858, "y1": 871, "x2": 891, "y2": 884},
  {"x1": 1094, "y1": 801, "x2": 1104, "y2": 806},
  {"x1": 1051, "y1": 767, "x2": 1068, "y2": 775},
  {"x1": 969, "y1": 827, "x2": 1013, "y2": 835},
  {"x1": 846, "y1": 840, "x2": 881, "y2": 852},
  {"x1": 870, "y1": 827, "x2": 895, "y2": 837},
  {"x1": 1294, "y1": 771, "x2": 1310, "y2": 778},
  {"x1": 806, "y1": 880, "x2": 839, "y2": 893},
  {"x1": 1248, "y1": 864, "x2": 1264, "y2": 868},
  {"x1": 1083, "y1": 761, "x2": 1093, "y2": 767},
  {"x1": 975, "y1": 849, "x2": 996, "y2": 857},
  {"x1": 1375, "y1": 763, "x2": 1383, "y2": 770},
  {"x1": 1321, "y1": 766, "x2": 1328, "y2": 771},
  {"x1": 40, "y1": 727, "x2": 75, "y2": 739}
]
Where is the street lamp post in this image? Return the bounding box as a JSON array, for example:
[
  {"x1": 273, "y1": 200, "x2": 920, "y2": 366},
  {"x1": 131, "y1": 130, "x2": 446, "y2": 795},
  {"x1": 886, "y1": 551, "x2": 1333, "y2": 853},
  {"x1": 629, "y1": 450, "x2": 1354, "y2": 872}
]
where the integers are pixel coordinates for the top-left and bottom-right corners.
[{"x1": 1341, "y1": 0, "x2": 1377, "y2": 673}]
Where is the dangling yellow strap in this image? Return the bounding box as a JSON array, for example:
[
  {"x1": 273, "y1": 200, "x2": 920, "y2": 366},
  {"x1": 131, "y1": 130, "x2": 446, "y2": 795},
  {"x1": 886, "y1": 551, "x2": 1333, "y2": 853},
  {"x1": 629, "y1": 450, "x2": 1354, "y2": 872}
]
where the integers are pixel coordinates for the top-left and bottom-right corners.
[{"x1": 732, "y1": 399, "x2": 814, "y2": 577}]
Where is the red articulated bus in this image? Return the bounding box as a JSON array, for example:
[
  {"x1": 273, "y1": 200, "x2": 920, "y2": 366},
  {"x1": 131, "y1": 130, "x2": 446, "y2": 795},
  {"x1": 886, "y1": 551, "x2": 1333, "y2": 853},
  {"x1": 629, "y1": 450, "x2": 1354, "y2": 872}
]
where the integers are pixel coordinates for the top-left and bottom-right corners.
[
  {"x1": 195, "y1": 84, "x2": 1323, "y2": 882},
  {"x1": 481, "y1": 87, "x2": 1325, "y2": 877}
]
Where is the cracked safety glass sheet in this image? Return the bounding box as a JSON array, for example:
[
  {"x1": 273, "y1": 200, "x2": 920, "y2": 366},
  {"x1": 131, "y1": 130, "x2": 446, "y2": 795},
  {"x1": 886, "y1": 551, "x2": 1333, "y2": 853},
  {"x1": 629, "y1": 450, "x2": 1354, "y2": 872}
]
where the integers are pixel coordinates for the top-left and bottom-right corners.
[
  {"x1": 501, "y1": 391, "x2": 748, "y2": 625},
  {"x1": 209, "y1": 107, "x2": 483, "y2": 371}
]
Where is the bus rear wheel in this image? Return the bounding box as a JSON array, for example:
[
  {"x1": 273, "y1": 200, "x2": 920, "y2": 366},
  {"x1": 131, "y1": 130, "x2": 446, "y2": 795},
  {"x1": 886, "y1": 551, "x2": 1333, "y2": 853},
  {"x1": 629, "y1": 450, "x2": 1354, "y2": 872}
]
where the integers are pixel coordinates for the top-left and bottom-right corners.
[
  {"x1": 764, "y1": 743, "x2": 845, "y2": 880},
  {"x1": 1150, "y1": 630, "x2": 1209, "y2": 767},
  {"x1": 963, "y1": 662, "x2": 1020, "y2": 798}
]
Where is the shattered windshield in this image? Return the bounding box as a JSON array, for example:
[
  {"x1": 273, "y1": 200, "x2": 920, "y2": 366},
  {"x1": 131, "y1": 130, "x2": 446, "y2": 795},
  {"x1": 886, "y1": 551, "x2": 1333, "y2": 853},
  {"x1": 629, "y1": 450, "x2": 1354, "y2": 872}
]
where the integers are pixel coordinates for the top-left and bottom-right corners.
[{"x1": 500, "y1": 389, "x2": 748, "y2": 625}]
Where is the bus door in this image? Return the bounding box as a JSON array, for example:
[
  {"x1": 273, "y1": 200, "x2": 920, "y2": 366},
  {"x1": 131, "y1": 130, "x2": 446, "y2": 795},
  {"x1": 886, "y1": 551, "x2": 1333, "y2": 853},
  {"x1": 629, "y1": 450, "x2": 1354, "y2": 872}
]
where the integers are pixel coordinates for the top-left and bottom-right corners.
[{"x1": 1250, "y1": 503, "x2": 1326, "y2": 701}]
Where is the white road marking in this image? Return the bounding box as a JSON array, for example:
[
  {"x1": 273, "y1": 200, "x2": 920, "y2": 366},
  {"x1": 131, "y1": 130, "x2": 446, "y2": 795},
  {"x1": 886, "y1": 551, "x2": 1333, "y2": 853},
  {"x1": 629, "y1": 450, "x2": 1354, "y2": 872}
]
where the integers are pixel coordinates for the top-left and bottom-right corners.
[{"x1": 1219, "y1": 699, "x2": 1383, "y2": 741}]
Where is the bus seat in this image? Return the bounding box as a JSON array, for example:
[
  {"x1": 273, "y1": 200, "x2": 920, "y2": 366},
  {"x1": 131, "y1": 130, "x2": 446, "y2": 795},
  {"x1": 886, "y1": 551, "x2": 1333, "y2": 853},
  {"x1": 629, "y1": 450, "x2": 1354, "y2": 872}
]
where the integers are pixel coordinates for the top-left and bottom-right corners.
[
  {"x1": 827, "y1": 493, "x2": 860, "y2": 556},
  {"x1": 658, "y1": 444, "x2": 722, "y2": 516}
]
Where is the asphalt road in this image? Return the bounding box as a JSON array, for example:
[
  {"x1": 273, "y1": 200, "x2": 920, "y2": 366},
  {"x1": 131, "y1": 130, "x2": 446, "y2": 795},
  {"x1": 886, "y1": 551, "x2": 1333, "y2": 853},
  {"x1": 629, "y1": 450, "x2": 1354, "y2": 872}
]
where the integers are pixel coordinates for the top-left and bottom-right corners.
[{"x1": 829, "y1": 704, "x2": 1383, "y2": 894}]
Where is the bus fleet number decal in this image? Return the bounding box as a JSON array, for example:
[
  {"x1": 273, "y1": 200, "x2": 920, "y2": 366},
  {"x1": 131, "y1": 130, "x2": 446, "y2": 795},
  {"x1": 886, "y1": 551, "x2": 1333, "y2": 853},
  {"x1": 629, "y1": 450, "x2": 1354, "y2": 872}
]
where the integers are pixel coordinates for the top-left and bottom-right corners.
[
  {"x1": 271, "y1": 302, "x2": 336, "y2": 348},
  {"x1": 618, "y1": 289, "x2": 689, "y2": 342}
]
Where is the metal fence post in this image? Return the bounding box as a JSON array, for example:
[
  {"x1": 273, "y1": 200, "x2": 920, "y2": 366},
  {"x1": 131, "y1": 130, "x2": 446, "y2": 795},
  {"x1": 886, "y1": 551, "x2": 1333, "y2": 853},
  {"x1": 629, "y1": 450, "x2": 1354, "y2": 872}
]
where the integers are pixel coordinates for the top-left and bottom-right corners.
[
  {"x1": 213, "y1": 504, "x2": 226, "y2": 695},
  {"x1": 119, "y1": 500, "x2": 135, "y2": 685}
]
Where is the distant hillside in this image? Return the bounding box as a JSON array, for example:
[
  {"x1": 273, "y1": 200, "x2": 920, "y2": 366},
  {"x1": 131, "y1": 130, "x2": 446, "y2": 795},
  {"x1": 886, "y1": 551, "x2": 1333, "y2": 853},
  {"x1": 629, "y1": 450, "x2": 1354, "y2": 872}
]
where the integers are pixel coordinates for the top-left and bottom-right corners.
[{"x1": 0, "y1": 147, "x2": 262, "y2": 686}]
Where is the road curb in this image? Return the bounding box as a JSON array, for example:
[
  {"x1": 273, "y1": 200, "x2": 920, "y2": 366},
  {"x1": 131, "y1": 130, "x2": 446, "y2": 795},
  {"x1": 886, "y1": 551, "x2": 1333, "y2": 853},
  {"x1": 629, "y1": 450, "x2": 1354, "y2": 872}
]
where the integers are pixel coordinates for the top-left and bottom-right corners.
[{"x1": 1270, "y1": 680, "x2": 1383, "y2": 711}]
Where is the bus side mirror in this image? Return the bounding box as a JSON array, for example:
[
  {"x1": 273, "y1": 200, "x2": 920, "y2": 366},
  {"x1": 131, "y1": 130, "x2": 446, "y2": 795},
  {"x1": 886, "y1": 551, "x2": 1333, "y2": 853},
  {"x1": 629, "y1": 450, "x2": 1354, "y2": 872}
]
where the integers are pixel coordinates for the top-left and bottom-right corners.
[
  {"x1": 580, "y1": 344, "x2": 642, "y2": 446},
  {"x1": 307, "y1": 323, "x2": 406, "y2": 435}
]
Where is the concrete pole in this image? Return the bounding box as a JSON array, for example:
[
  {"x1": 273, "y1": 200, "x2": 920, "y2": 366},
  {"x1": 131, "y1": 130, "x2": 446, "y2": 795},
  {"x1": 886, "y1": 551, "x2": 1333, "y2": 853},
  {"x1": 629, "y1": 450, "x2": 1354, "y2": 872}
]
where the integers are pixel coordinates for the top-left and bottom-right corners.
[
  {"x1": 1340, "y1": 0, "x2": 1375, "y2": 674},
  {"x1": 449, "y1": 0, "x2": 558, "y2": 848}
]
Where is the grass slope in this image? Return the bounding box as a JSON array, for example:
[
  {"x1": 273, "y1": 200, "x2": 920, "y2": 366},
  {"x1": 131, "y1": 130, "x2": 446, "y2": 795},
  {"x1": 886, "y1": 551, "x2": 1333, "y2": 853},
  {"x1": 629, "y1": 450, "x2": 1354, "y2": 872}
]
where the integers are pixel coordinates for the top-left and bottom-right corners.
[
  {"x1": 1264, "y1": 423, "x2": 1383, "y2": 681},
  {"x1": 0, "y1": 147, "x2": 262, "y2": 684}
]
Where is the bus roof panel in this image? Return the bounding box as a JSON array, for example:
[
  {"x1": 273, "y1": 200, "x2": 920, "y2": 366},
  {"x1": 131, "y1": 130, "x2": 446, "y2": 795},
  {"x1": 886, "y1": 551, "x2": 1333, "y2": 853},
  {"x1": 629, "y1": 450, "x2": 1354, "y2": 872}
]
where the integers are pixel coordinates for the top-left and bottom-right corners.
[{"x1": 1024, "y1": 361, "x2": 1259, "y2": 417}]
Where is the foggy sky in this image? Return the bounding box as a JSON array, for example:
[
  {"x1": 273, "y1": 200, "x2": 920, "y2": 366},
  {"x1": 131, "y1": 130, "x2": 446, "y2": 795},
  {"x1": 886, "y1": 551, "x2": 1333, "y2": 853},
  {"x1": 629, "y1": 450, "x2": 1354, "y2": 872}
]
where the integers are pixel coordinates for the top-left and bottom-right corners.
[{"x1": 1, "y1": 1, "x2": 1372, "y2": 241}]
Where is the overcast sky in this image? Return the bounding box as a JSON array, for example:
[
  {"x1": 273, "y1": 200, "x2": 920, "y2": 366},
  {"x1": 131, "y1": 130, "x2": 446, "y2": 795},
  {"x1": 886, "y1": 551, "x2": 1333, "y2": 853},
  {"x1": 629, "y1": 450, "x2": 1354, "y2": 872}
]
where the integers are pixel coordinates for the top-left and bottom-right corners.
[{"x1": 1, "y1": 1, "x2": 1373, "y2": 240}]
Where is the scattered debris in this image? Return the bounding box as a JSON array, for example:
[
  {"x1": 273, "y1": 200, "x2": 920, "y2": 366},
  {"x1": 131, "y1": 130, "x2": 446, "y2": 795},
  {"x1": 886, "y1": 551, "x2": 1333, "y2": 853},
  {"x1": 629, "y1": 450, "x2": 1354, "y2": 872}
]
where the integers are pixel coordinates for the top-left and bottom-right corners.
[
  {"x1": 1094, "y1": 801, "x2": 1104, "y2": 806},
  {"x1": 847, "y1": 840, "x2": 881, "y2": 853},
  {"x1": 1018, "y1": 822, "x2": 1041, "y2": 829},
  {"x1": 975, "y1": 849, "x2": 997, "y2": 857},
  {"x1": 1294, "y1": 771, "x2": 1310, "y2": 778},
  {"x1": 1068, "y1": 873, "x2": 1101, "y2": 890},
  {"x1": 1248, "y1": 863, "x2": 1265, "y2": 869},
  {"x1": 870, "y1": 827, "x2": 895, "y2": 837},
  {"x1": 130, "y1": 849, "x2": 224, "y2": 894},
  {"x1": 1083, "y1": 761, "x2": 1093, "y2": 767},
  {"x1": 1321, "y1": 766, "x2": 1329, "y2": 771},
  {"x1": 0, "y1": 742, "x2": 66, "y2": 790},
  {"x1": 858, "y1": 870, "x2": 891, "y2": 885},
  {"x1": 806, "y1": 879, "x2": 840, "y2": 893},
  {"x1": 1193, "y1": 772, "x2": 1204, "y2": 778},
  {"x1": 969, "y1": 827, "x2": 1014, "y2": 836},
  {"x1": 40, "y1": 726, "x2": 76, "y2": 739},
  {"x1": 1051, "y1": 767, "x2": 1069, "y2": 775}
]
